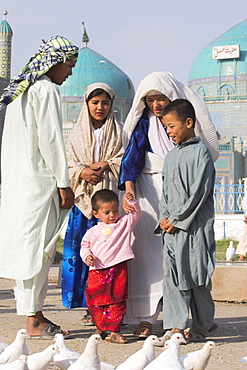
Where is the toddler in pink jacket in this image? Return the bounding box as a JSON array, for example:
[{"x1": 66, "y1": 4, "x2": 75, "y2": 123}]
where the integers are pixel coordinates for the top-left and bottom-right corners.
[{"x1": 80, "y1": 189, "x2": 141, "y2": 344}]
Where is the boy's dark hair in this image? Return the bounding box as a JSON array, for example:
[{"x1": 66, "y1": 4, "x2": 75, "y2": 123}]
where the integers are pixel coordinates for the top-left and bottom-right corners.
[
  {"x1": 91, "y1": 189, "x2": 119, "y2": 212},
  {"x1": 163, "y1": 98, "x2": 196, "y2": 125},
  {"x1": 86, "y1": 88, "x2": 111, "y2": 103}
]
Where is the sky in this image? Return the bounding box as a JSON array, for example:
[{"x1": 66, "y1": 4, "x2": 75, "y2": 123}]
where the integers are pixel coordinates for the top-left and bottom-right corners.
[{"x1": 2, "y1": 0, "x2": 246, "y2": 89}]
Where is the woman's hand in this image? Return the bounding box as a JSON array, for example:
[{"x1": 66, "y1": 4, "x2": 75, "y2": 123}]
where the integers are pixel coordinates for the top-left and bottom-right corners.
[
  {"x1": 80, "y1": 167, "x2": 102, "y2": 185},
  {"x1": 90, "y1": 161, "x2": 109, "y2": 173},
  {"x1": 80, "y1": 161, "x2": 110, "y2": 185}
]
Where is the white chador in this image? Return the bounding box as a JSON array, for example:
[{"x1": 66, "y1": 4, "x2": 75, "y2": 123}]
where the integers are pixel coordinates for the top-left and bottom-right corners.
[
  {"x1": 0, "y1": 76, "x2": 69, "y2": 281},
  {"x1": 120, "y1": 72, "x2": 219, "y2": 325}
]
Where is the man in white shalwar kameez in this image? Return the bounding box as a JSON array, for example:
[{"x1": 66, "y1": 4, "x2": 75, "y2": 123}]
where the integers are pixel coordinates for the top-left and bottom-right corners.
[{"x1": 0, "y1": 36, "x2": 78, "y2": 338}]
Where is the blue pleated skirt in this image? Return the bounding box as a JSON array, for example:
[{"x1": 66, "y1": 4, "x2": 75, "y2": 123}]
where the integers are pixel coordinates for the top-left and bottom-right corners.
[{"x1": 61, "y1": 205, "x2": 97, "y2": 308}]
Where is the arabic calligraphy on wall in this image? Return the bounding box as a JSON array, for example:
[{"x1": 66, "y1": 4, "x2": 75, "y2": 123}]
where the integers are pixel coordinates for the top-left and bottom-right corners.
[{"x1": 212, "y1": 45, "x2": 240, "y2": 60}]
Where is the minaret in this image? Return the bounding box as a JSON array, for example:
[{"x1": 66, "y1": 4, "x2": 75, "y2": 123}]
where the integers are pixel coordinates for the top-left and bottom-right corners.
[
  {"x1": 0, "y1": 10, "x2": 13, "y2": 80},
  {"x1": 82, "y1": 22, "x2": 89, "y2": 47}
]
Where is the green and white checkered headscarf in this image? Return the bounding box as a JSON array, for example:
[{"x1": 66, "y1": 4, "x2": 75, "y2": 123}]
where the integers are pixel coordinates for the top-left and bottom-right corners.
[{"x1": 0, "y1": 35, "x2": 79, "y2": 110}]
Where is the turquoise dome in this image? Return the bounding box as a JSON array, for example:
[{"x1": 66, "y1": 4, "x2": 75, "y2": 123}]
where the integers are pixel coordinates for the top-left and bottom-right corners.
[
  {"x1": 0, "y1": 20, "x2": 13, "y2": 34},
  {"x1": 59, "y1": 46, "x2": 134, "y2": 100},
  {"x1": 188, "y1": 19, "x2": 247, "y2": 83}
]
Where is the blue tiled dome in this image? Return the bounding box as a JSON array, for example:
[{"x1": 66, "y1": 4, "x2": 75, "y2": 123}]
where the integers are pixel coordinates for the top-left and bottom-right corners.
[
  {"x1": 187, "y1": 19, "x2": 247, "y2": 155},
  {"x1": 59, "y1": 46, "x2": 134, "y2": 100},
  {"x1": 0, "y1": 19, "x2": 13, "y2": 34},
  {"x1": 188, "y1": 19, "x2": 247, "y2": 83}
]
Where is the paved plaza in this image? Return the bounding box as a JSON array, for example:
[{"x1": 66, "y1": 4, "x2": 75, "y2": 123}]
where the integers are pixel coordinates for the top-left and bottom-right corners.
[{"x1": 0, "y1": 271, "x2": 246, "y2": 369}]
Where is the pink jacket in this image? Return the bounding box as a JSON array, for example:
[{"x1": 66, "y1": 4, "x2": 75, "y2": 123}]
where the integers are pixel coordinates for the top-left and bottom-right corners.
[{"x1": 80, "y1": 198, "x2": 141, "y2": 270}]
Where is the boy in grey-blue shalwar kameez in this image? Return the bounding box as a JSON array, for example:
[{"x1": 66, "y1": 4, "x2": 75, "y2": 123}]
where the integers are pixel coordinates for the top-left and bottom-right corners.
[{"x1": 155, "y1": 99, "x2": 218, "y2": 341}]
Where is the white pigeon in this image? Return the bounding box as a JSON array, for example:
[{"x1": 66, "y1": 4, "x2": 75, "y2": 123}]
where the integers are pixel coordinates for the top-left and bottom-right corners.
[
  {"x1": 67, "y1": 334, "x2": 102, "y2": 370},
  {"x1": 156, "y1": 331, "x2": 188, "y2": 347},
  {"x1": 144, "y1": 333, "x2": 186, "y2": 370},
  {"x1": 116, "y1": 335, "x2": 160, "y2": 370},
  {"x1": 0, "y1": 354, "x2": 28, "y2": 370},
  {"x1": 180, "y1": 341, "x2": 216, "y2": 370},
  {"x1": 226, "y1": 240, "x2": 235, "y2": 261},
  {"x1": 0, "y1": 329, "x2": 28, "y2": 364},
  {"x1": 0, "y1": 343, "x2": 8, "y2": 355},
  {"x1": 155, "y1": 330, "x2": 172, "y2": 347},
  {"x1": 100, "y1": 362, "x2": 115, "y2": 370},
  {"x1": 26, "y1": 344, "x2": 59, "y2": 370},
  {"x1": 170, "y1": 333, "x2": 187, "y2": 346},
  {"x1": 239, "y1": 355, "x2": 247, "y2": 363},
  {"x1": 54, "y1": 333, "x2": 80, "y2": 370},
  {"x1": 54, "y1": 334, "x2": 114, "y2": 370}
]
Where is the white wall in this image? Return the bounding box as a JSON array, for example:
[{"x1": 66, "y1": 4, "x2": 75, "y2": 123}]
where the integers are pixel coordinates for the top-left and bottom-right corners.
[
  {"x1": 59, "y1": 213, "x2": 245, "y2": 241},
  {"x1": 214, "y1": 214, "x2": 245, "y2": 241}
]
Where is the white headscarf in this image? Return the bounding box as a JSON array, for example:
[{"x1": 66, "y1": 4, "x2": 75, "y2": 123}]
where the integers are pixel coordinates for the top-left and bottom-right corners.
[{"x1": 123, "y1": 72, "x2": 219, "y2": 162}]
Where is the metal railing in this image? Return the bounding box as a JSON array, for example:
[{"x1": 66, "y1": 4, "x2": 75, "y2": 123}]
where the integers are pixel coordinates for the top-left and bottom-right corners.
[
  {"x1": 214, "y1": 179, "x2": 246, "y2": 214},
  {"x1": 0, "y1": 178, "x2": 246, "y2": 214}
]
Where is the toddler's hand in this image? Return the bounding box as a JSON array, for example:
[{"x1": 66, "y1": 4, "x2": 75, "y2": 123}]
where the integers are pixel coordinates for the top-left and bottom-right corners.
[
  {"x1": 123, "y1": 192, "x2": 134, "y2": 213},
  {"x1": 125, "y1": 192, "x2": 134, "y2": 201},
  {"x1": 85, "y1": 254, "x2": 96, "y2": 267}
]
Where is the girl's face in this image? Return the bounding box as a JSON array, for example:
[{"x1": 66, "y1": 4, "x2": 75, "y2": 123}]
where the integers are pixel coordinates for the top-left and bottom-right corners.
[
  {"x1": 92, "y1": 201, "x2": 119, "y2": 224},
  {"x1": 145, "y1": 94, "x2": 171, "y2": 118},
  {"x1": 88, "y1": 92, "x2": 111, "y2": 127}
]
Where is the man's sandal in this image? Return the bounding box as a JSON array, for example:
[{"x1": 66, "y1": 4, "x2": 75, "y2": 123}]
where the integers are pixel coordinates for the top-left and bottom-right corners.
[
  {"x1": 133, "y1": 321, "x2": 152, "y2": 338},
  {"x1": 184, "y1": 324, "x2": 219, "y2": 343},
  {"x1": 44, "y1": 318, "x2": 60, "y2": 328},
  {"x1": 184, "y1": 330, "x2": 206, "y2": 343},
  {"x1": 27, "y1": 323, "x2": 70, "y2": 340}
]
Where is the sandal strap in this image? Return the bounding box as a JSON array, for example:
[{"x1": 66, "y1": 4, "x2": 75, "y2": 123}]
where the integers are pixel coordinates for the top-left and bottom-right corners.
[
  {"x1": 44, "y1": 318, "x2": 60, "y2": 328},
  {"x1": 43, "y1": 323, "x2": 63, "y2": 336},
  {"x1": 136, "y1": 321, "x2": 152, "y2": 329},
  {"x1": 134, "y1": 321, "x2": 152, "y2": 336}
]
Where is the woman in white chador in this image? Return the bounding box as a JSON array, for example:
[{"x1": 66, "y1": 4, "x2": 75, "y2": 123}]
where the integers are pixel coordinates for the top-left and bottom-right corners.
[{"x1": 118, "y1": 71, "x2": 219, "y2": 337}]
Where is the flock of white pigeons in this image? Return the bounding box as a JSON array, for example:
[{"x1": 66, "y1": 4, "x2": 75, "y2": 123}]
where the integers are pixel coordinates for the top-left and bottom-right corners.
[{"x1": 0, "y1": 329, "x2": 246, "y2": 370}]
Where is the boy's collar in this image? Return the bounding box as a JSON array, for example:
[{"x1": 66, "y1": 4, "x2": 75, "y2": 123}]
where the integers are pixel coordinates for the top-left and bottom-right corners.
[{"x1": 177, "y1": 136, "x2": 201, "y2": 148}]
